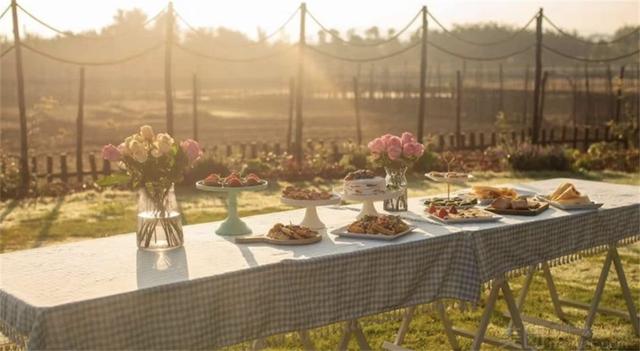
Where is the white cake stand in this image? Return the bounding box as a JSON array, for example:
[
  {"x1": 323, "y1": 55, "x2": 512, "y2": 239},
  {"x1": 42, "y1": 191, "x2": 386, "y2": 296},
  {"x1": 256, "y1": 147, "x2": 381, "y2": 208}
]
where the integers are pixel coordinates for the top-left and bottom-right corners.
[
  {"x1": 340, "y1": 190, "x2": 403, "y2": 219},
  {"x1": 280, "y1": 194, "x2": 342, "y2": 229}
]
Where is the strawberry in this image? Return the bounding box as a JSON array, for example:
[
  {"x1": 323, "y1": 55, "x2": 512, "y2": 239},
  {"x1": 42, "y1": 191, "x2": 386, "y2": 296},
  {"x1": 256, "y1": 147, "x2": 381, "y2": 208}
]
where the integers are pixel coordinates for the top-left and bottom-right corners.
[
  {"x1": 428, "y1": 204, "x2": 437, "y2": 214},
  {"x1": 437, "y1": 208, "x2": 448, "y2": 219},
  {"x1": 449, "y1": 206, "x2": 458, "y2": 214},
  {"x1": 203, "y1": 174, "x2": 221, "y2": 186},
  {"x1": 225, "y1": 177, "x2": 243, "y2": 187}
]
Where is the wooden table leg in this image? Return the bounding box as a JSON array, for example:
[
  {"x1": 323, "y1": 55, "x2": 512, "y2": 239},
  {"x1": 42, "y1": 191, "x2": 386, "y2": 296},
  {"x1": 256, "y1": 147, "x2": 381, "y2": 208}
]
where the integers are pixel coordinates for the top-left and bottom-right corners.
[
  {"x1": 507, "y1": 266, "x2": 535, "y2": 337},
  {"x1": 471, "y1": 279, "x2": 502, "y2": 350},
  {"x1": 435, "y1": 301, "x2": 461, "y2": 351},
  {"x1": 611, "y1": 246, "x2": 640, "y2": 336},
  {"x1": 541, "y1": 262, "x2": 568, "y2": 322},
  {"x1": 394, "y1": 306, "x2": 416, "y2": 345}
]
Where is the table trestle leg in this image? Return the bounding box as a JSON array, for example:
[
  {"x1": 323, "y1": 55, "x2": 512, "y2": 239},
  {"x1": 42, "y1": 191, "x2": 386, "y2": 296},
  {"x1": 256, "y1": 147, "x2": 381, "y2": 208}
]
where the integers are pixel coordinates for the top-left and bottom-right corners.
[
  {"x1": 394, "y1": 306, "x2": 416, "y2": 346},
  {"x1": 507, "y1": 266, "x2": 535, "y2": 337},
  {"x1": 435, "y1": 301, "x2": 461, "y2": 351},
  {"x1": 338, "y1": 319, "x2": 371, "y2": 351}
]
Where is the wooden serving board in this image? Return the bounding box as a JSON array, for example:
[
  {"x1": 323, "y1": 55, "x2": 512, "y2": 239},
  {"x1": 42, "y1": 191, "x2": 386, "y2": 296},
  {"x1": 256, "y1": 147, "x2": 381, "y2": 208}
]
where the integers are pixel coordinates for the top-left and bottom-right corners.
[
  {"x1": 426, "y1": 211, "x2": 502, "y2": 224},
  {"x1": 235, "y1": 234, "x2": 322, "y2": 245},
  {"x1": 331, "y1": 225, "x2": 416, "y2": 241},
  {"x1": 485, "y1": 202, "x2": 550, "y2": 216}
]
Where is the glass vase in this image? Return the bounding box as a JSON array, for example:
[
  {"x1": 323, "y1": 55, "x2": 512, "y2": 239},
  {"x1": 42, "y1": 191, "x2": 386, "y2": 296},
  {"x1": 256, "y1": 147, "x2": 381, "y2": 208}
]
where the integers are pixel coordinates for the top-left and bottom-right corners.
[
  {"x1": 137, "y1": 183, "x2": 184, "y2": 251},
  {"x1": 383, "y1": 166, "x2": 408, "y2": 212}
]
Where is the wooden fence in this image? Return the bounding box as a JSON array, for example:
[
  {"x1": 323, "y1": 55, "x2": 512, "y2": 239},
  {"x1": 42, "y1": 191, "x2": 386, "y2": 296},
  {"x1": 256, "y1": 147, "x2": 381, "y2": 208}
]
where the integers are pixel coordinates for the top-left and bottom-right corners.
[{"x1": 3, "y1": 125, "x2": 636, "y2": 185}]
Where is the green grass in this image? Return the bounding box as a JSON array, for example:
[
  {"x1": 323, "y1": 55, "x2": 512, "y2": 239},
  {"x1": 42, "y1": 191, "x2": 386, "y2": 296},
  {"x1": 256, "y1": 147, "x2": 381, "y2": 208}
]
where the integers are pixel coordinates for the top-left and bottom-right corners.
[{"x1": 0, "y1": 171, "x2": 639, "y2": 350}]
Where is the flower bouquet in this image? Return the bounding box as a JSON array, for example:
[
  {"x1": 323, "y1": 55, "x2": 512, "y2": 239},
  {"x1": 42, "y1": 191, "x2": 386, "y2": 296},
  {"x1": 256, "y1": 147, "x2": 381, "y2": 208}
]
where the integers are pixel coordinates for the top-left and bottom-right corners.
[
  {"x1": 102, "y1": 125, "x2": 202, "y2": 250},
  {"x1": 367, "y1": 132, "x2": 425, "y2": 211}
]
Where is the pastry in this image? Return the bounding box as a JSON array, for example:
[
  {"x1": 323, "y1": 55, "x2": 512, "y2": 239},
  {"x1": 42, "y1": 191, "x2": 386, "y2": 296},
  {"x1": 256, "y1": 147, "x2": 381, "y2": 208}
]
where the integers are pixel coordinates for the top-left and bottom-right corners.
[{"x1": 344, "y1": 170, "x2": 386, "y2": 196}]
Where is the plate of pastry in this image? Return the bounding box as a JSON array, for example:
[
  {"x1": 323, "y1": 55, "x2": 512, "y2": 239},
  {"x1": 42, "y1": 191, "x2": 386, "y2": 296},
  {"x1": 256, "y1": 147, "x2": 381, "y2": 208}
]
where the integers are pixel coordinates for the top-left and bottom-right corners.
[
  {"x1": 425, "y1": 206, "x2": 502, "y2": 224},
  {"x1": 280, "y1": 186, "x2": 341, "y2": 206},
  {"x1": 235, "y1": 223, "x2": 322, "y2": 245},
  {"x1": 537, "y1": 183, "x2": 603, "y2": 210},
  {"x1": 331, "y1": 215, "x2": 416, "y2": 241},
  {"x1": 468, "y1": 185, "x2": 535, "y2": 205},
  {"x1": 485, "y1": 197, "x2": 549, "y2": 216},
  {"x1": 423, "y1": 196, "x2": 478, "y2": 209}
]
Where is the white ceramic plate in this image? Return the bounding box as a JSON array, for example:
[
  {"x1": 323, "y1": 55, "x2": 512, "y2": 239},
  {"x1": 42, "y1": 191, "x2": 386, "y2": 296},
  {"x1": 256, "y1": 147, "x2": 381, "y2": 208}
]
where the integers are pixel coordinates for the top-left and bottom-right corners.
[
  {"x1": 331, "y1": 225, "x2": 417, "y2": 241},
  {"x1": 536, "y1": 195, "x2": 604, "y2": 210},
  {"x1": 280, "y1": 194, "x2": 341, "y2": 207}
]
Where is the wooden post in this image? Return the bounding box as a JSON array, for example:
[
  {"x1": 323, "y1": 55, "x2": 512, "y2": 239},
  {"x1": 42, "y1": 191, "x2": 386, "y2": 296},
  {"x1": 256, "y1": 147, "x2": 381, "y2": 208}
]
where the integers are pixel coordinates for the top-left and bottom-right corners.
[
  {"x1": 60, "y1": 154, "x2": 68, "y2": 183},
  {"x1": 102, "y1": 159, "x2": 111, "y2": 176},
  {"x1": 479, "y1": 132, "x2": 485, "y2": 149},
  {"x1": 294, "y1": 3, "x2": 306, "y2": 165},
  {"x1": 192, "y1": 73, "x2": 198, "y2": 140},
  {"x1": 532, "y1": 8, "x2": 543, "y2": 144},
  {"x1": 164, "y1": 2, "x2": 175, "y2": 135},
  {"x1": 573, "y1": 126, "x2": 578, "y2": 149},
  {"x1": 615, "y1": 65, "x2": 625, "y2": 123},
  {"x1": 584, "y1": 127, "x2": 590, "y2": 151},
  {"x1": 498, "y1": 63, "x2": 504, "y2": 112},
  {"x1": 89, "y1": 153, "x2": 98, "y2": 181},
  {"x1": 571, "y1": 77, "x2": 578, "y2": 128},
  {"x1": 522, "y1": 65, "x2": 529, "y2": 124},
  {"x1": 286, "y1": 77, "x2": 295, "y2": 152},
  {"x1": 368, "y1": 64, "x2": 375, "y2": 100},
  {"x1": 46, "y1": 156, "x2": 53, "y2": 183},
  {"x1": 606, "y1": 65, "x2": 614, "y2": 120},
  {"x1": 352, "y1": 76, "x2": 362, "y2": 145},
  {"x1": 539, "y1": 71, "x2": 549, "y2": 132},
  {"x1": 584, "y1": 63, "x2": 591, "y2": 125},
  {"x1": 76, "y1": 67, "x2": 85, "y2": 183},
  {"x1": 11, "y1": 0, "x2": 29, "y2": 190},
  {"x1": 416, "y1": 6, "x2": 428, "y2": 143},
  {"x1": 455, "y1": 70, "x2": 462, "y2": 149}
]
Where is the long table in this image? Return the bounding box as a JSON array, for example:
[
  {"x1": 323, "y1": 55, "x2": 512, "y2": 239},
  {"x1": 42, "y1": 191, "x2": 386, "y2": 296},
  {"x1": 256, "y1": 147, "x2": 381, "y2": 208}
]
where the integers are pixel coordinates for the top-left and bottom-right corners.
[{"x1": 1, "y1": 178, "x2": 638, "y2": 350}]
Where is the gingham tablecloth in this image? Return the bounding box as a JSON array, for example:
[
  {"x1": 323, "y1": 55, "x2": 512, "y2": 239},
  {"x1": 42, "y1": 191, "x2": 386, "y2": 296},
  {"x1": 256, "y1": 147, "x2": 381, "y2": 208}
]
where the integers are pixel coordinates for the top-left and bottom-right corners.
[
  {"x1": 0, "y1": 198, "x2": 474, "y2": 350},
  {"x1": 0, "y1": 178, "x2": 638, "y2": 350}
]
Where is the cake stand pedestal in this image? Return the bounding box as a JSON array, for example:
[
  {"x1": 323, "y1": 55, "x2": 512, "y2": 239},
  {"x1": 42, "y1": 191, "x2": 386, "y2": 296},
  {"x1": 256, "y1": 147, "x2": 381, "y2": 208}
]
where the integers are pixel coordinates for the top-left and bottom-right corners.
[
  {"x1": 195, "y1": 180, "x2": 268, "y2": 236},
  {"x1": 280, "y1": 194, "x2": 341, "y2": 229},
  {"x1": 341, "y1": 190, "x2": 403, "y2": 219}
]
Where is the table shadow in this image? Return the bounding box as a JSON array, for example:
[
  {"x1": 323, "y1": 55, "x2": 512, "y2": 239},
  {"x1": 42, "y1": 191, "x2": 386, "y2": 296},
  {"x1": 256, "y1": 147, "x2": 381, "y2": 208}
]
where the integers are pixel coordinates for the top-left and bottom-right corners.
[{"x1": 136, "y1": 247, "x2": 189, "y2": 289}]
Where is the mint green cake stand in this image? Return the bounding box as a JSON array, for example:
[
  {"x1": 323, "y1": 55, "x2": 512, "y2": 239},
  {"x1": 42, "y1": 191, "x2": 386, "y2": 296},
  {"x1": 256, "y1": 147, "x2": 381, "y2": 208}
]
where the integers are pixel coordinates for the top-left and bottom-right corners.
[{"x1": 195, "y1": 180, "x2": 269, "y2": 236}]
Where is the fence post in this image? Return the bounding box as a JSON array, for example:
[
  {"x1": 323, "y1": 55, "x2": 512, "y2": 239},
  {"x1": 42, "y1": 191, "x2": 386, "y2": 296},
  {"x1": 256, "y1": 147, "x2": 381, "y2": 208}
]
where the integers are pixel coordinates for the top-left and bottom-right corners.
[
  {"x1": 615, "y1": 65, "x2": 625, "y2": 123},
  {"x1": 498, "y1": 63, "x2": 504, "y2": 112},
  {"x1": 294, "y1": 3, "x2": 306, "y2": 165},
  {"x1": 584, "y1": 127, "x2": 590, "y2": 151},
  {"x1": 60, "y1": 154, "x2": 68, "y2": 183},
  {"x1": 46, "y1": 156, "x2": 53, "y2": 183},
  {"x1": 606, "y1": 65, "x2": 614, "y2": 120},
  {"x1": 455, "y1": 70, "x2": 462, "y2": 149},
  {"x1": 584, "y1": 63, "x2": 591, "y2": 125},
  {"x1": 416, "y1": 6, "x2": 428, "y2": 143},
  {"x1": 532, "y1": 8, "x2": 543, "y2": 144},
  {"x1": 522, "y1": 65, "x2": 529, "y2": 124},
  {"x1": 286, "y1": 77, "x2": 295, "y2": 152},
  {"x1": 164, "y1": 2, "x2": 175, "y2": 134},
  {"x1": 192, "y1": 73, "x2": 198, "y2": 141},
  {"x1": 102, "y1": 159, "x2": 111, "y2": 176},
  {"x1": 89, "y1": 153, "x2": 98, "y2": 181},
  {"x1": 352, "y1": 76, "x2": 362, "y2": 145},
  {"x1": 573, "y1": 126, "x2": 578, "y2": 149},
  {"x1": 10, "y1": 0, "x2": 29, "y2": 191},
  {"x1": 539, "y1": 71, "x2": 549, "y2": 134},
  {"x1": 76, "y1": 67, "x2": 85, "y2": 183}
]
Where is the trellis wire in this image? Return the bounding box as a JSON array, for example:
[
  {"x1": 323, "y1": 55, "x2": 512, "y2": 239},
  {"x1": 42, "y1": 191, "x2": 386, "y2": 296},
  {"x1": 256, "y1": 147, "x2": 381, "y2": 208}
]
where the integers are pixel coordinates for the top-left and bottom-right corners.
[
  {"x1": 173, "y1": 42, "x2": 297, "y2": 62},
  {"x1": 428, "y1": 41, "x2": 534, "y2": 61},
  {"x1": 306, "y1": 8, "x2": 422, "y2": 47},
  {"x1": 0, "y1": 4, "x2": 9, "y2": 21},
  {"x1": 542, "y1": 44, "x2": 640, "y2": 63},
  {"x1": 306, "y1": 40, "x2": 421, "y2": 62},
  {"x1": 0, "y1": 45, "x2": 13, "y2": 58},
  {"x1": 543, "y1": 15, "x2": 639, "y2": 46},
  {"x1": 428, "y1": 11, "x2": 537, "y2": 47},
  {"x1": 21, "y1": 41, "x2": 163, "y2": 66}
]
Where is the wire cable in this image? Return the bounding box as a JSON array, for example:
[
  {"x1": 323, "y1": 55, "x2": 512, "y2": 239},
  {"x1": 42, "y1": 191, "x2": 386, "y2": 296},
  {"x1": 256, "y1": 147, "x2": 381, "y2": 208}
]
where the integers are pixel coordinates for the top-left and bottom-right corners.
[
  {"x1": 306, "y1": 8, "x2": 421, "y2": 47},
  {"x1": 428, "y1": 41, "x2": 534, "y2": 61},
  {"x1": 173, "y1": 42, "x2": 296, "y2": 62},
  {"x1": 17, "y1": 3, "x2": 165, "y2": 39},
  {"x1": 543, "y1": 15, "x2": 639, "y2": 45},
  {"x1": 175, "y1": 7, "x2": 298, "y2": 48},
  {"x1": 306, "y1": 40, "x2": 420, "y2": 62},
  {"x1": 428, "y1": 11, "x2": 536, "y2": 47},
  {"x1": 0, "y1": 45, "x2": 14, "y2": 58},
  {"x1": 0, "y1": 4, "x2": 10, "y2": 21},
  {"x1": 542, "y1": 44, "x2": 639, "y2": 63},
  {"x1": 21, "y1": 41, "x2": 163, "y2": 66}
]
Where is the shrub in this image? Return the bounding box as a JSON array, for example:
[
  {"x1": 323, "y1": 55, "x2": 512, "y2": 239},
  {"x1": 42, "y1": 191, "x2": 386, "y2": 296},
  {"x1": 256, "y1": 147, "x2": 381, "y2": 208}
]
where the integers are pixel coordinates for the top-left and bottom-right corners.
[
  {"x1": 570, "y1": 142, "x2": 639, "y2": 173},
  {"x1": 506, "y1": 143, "x2": 572, "y2": 171}
]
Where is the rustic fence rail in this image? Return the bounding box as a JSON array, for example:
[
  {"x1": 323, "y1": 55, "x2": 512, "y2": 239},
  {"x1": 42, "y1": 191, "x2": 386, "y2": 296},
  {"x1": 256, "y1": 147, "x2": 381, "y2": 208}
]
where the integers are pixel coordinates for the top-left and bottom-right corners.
[{"x1": 3, "y1": 125, "x2": 637, "y2": 185}]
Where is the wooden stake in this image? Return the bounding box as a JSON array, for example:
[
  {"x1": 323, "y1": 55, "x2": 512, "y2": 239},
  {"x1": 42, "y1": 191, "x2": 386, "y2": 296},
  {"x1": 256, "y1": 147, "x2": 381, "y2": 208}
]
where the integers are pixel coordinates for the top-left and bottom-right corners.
[
  {"x1": 164, "y1": 2, "x2": 175, "y2": 135},
  {"x1": 10, "y1": 0, "x2": 29, "y2": 191},
  {"x1": 294, "y1": 3, "x2": 306, "y2": 165},
  {"x1": 192, "y1": 73, "x2": 198, "y2": 141},
  {"x1": 416, "y1": 6, "x2": 428, "y2": 143},
  {"x1": 522, "y1": 65, "x2": 529, "y2": 125},
  {"x1": 286, "y1": 77, "x2": 295, "y2": 152},
  {"x1": 539, "y1": 71, "x2": 549, "y2": 131},
  {"x1": 615, "y1": 65, "x2": 625, "y2": 123},
  {"x1": 584, "y1": 63, "x2": 591, "y2": 125},
  {"x1": 76, "y1": 67, "x2": 85, "y2": 183},
  {"x1": 532, "y1": 8, "x2": 543, "y2": 144},
  {"x1": 455, "y1": 70, "x2": 462, "y2": 149},
  {"x1": 353, "y1": 76, "x2": 362, "y2": 145}
]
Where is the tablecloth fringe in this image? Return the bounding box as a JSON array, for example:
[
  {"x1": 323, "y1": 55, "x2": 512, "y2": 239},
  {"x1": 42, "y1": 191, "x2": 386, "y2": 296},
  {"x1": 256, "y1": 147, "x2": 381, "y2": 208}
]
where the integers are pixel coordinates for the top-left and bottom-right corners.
[
  {"x1": 0, "y1": 320, "x2": 27, "y2": 351},
  {"x1": 483, "y1": 234, "x2": 640, "y2": 290}
]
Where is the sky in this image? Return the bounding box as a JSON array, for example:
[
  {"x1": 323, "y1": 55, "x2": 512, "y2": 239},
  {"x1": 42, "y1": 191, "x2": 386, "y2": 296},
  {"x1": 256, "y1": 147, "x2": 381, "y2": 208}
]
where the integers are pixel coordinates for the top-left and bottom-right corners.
[{"x1": 0, "y1": 0, "x2": 638, "y2": 40}]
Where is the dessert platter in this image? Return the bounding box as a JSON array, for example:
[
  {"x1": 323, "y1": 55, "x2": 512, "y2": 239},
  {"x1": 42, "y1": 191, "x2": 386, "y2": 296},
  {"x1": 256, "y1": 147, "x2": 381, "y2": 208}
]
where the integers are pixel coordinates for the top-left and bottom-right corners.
[
  {"x1": 537, "y1": 182, "x2": 603, "y2": 210},
  {"x1": 235, "y1": 223, "x2": 322, "y2": 245},
  {"x1": 423, "y1": 196, "x2": 478, "y2": 209},
  {"x1": 425, "y1": 205, "x2": 502, "y2": 224},
  {"x1": 340, "y1": 170, "x2": 402, "y2": 219},
  {"x1": 280, "y1": 186, "x2": 341, "y2": 229},
  {"x1": 468, "y1": 185, "x2": 536, "y2": 205},
  {"x1": 331, "y1": 215, "x2": 416, "y2": 241},
  {"x1": 485, "y1": 197, "x2": 549, "y2": 216},
  {"x1": 196, "y1": 172, "x2": 268, "y2": 235}
]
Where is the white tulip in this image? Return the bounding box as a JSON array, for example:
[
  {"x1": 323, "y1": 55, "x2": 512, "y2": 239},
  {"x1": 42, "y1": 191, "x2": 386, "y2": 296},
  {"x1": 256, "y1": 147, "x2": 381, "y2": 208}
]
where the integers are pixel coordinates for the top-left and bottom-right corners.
[{"x1": 140, "y1": 125, "x2": 155, "y2": 141}]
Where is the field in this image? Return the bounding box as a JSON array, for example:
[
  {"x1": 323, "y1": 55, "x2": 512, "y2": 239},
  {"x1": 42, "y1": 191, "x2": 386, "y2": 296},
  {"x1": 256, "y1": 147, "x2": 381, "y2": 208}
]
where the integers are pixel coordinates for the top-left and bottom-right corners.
[{"x1": 1, "y1": 171, "x2": 639, "y2": 350}]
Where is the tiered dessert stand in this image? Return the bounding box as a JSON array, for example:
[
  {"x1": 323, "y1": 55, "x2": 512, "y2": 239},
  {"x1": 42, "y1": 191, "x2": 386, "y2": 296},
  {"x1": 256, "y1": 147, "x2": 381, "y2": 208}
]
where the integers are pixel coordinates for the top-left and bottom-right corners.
[
  {"x1": 195, "y1": 180, "x2": 268, "y2": 235},
  {"x1": 280, "y1": 194, "x2": 342, "y2": 230}
]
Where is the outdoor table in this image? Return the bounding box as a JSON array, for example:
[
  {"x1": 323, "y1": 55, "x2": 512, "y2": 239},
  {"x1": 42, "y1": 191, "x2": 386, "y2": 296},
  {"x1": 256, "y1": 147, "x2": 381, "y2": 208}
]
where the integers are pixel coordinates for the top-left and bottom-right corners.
[
  {"x1": 389, "y1": 178, "x2": 640, "y2": 351},
  {"x1": 0, "y1": 198, "x2": 477, "y2": 350}
]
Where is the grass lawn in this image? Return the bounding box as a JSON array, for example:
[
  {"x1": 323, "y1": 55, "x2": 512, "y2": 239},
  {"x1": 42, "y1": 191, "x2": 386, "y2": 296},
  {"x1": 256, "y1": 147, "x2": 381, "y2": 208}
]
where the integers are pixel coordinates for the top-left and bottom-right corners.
[{"x1": 0, "y1": 170, "x2": 639, "y2": 350}]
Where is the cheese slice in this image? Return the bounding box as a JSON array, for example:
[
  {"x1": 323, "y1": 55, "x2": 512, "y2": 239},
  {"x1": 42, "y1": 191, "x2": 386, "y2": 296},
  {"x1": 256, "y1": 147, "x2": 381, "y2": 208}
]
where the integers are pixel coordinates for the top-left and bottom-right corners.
[{"x1": 550, "y1": 183, "x2": 572, "y2": 200}]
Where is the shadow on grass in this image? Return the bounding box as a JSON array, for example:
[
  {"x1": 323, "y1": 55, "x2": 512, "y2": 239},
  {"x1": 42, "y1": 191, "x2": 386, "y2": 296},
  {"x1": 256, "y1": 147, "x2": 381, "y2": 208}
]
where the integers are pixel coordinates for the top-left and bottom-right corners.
[
  {"x1": 0, "y1": 199, "x2": 18, "y2": 223},
  {"x1": 31, "y1": 196, "x2": 64, "y2": 248}
]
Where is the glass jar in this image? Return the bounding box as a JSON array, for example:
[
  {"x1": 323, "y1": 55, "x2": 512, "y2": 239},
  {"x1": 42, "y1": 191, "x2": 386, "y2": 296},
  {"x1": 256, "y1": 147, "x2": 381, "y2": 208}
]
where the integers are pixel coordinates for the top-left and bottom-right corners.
[
  {"x1": 383, "y1": 166, "x2": 408, "y2": 212},
  {"x1": 137, "y1": 183, "x2": 183, "y2": 250}
]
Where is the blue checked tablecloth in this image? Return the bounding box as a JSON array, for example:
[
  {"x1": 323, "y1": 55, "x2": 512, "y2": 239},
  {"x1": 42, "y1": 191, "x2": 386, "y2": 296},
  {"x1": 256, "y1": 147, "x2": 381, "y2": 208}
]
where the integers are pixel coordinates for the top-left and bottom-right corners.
[{"x1": 0, "y1": 178, "x2": 638, "y2": 350}]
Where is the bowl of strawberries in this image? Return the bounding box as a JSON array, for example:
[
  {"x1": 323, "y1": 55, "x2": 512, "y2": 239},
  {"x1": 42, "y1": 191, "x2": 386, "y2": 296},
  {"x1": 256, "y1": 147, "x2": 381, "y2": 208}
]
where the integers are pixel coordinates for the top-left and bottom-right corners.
[{"x1": 200, "y1": 172, "x2": 267, "y2": 189}]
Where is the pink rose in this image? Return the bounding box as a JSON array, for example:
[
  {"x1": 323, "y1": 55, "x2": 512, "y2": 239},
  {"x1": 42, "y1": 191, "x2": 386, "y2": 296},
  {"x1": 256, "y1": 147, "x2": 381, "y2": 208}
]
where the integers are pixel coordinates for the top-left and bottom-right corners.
[
  {"x1": 101, "y1": 144, "x2": 121, "y2": 161},
  {"x1": 387, "y1": 136, "x2": 402, "y2": 149},
  {"x1": 381, "y1": 134, "x2": 394, "y2": 146},
  {"x1": 367, "y1": 137, "x2": 386, "y2": 154},
  {"x1": 401, "y1": 132, "x2": 416, "y2": 145},
  {"x1": 180, "y1": 139, "x2": 202, "y2": 163},
  {"x1": 387, "y1": 145, "x2": 403, "y2": 160},
  {"x1": 403, "y1": 142, "x2": 425, "y2": 158}
]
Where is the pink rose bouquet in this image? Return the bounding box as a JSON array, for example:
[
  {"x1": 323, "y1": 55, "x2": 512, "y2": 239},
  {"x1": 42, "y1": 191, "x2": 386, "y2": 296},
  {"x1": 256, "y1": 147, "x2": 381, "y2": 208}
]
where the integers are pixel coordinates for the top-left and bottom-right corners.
[{"x1": 367, "y1": 131, "x2": 425, "y2": 168}]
